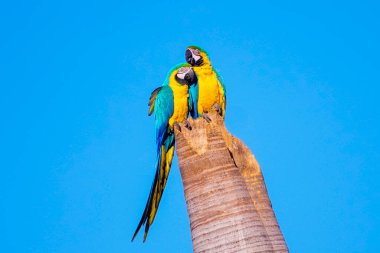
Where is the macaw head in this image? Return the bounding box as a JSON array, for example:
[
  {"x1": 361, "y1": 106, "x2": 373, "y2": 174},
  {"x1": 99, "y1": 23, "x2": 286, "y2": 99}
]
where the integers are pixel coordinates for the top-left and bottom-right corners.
[
  {"x1": 185, "y1": 46, "x2": 210, "y2": 67},
  {"x1": 167, "y1": 63, "x2": 197, "y2": 86}
]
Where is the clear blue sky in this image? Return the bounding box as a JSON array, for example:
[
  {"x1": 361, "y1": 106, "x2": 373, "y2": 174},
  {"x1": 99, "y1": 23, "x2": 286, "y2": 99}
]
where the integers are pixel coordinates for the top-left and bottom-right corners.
[{"x1": 1, "y1": 1, "x2": 379, "y2": 252}]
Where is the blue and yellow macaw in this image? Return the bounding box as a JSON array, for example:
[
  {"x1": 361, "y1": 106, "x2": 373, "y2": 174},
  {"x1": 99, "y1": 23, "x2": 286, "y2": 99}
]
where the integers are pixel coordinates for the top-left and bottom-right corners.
[
  {"x1": 185, "y1": 46, "x2": 226, "y2": 120},
  {"x1": 132, "y1": 64, "x2": 196, "y2": 242}
]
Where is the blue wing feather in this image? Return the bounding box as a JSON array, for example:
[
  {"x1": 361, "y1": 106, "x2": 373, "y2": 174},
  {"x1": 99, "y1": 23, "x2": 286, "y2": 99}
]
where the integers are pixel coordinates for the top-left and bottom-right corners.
[
  {"x1": 132, "y1": 85, "x2": 174, "y2": 242},
  {"x1": 153, "y1": 86, "x2": 174, "y2": 148},
  {"x1": 188, "y1": 80, "x2": 199, "y2": 119}
]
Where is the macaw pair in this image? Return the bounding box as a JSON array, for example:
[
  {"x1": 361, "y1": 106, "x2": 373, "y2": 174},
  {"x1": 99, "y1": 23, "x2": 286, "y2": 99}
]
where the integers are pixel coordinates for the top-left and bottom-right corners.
[{"x1": 132, "y1": 46, "x2": 226, "y2": 242}]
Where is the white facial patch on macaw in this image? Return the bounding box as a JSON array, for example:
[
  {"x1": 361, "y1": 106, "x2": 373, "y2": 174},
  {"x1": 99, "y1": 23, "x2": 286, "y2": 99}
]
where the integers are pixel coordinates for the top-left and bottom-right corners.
[
  {"x1": 190, "y1": 49, "x2": 201, "y2": 62},
  {"x1": 176, "y1": 72, "x2": 186, "y2": 80},
  {"x1": 176, "y1": 67, "x2": 196, "y2": 85},
  {"x1": 176, "y1": 67, "x2": 190, "y2": 80},
  {"x1": 176, "y1": 67, "x2": 193, "y2": 85}
]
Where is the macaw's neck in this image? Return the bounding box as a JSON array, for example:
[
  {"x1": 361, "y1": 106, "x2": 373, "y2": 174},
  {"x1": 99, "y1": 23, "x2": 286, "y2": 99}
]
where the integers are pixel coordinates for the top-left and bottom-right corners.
[
  {"x1": 194, "y1": 53, "x2": 212, "y2": 73},
  {"x1": 194, "y1": 55, "x2": 213, "y2": 74},
  {"x1": 168, "y1": 75, "x2": 189, "y2": 96},
  {"x1": 201, "y1": 55, "x2": 211, "y2": 67},
  {"x1": 202, "y1": 54, "x2": 211, "y2": 66}
]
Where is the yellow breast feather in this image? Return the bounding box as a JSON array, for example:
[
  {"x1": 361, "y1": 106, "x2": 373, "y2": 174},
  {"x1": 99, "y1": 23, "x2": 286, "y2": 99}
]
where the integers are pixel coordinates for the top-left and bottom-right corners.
[
  {"x1": 194, "y1": 66, "x2": 223, "y2": 115},
  {"x1": 168, "y1": 74, "x2": 189, "y2": 127}
]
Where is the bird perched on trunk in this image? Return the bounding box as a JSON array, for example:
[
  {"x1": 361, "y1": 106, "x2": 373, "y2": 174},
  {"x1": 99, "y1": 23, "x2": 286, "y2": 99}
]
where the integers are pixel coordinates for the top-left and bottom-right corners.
[
  {"x1": 132, "y1": 64, "x2": 196, "y2": 242},
  {"x1": 185, "y1": 46, "x2": 226, "y2": 121}
]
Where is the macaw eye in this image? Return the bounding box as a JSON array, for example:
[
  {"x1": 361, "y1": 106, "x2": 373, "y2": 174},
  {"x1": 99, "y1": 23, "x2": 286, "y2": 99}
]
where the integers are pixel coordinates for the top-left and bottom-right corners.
[{"x1": 193, "y1": 49, "x2": 200, "y2": 56}]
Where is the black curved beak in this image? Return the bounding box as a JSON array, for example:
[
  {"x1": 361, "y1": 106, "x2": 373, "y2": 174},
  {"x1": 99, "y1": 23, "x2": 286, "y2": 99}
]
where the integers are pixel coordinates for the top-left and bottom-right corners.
[
  {"x1": 185, "y1": 49, "x2": 203, "y2": 66},
  {"x1": 185, "y1": 49, "x2": 195, "y2": 65},
  {"x1": 184, "y1": 68, "x2": 197, "y2": 85}
]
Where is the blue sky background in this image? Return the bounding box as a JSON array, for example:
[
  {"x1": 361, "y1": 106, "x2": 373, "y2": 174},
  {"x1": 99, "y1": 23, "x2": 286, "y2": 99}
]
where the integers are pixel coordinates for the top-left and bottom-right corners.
[{"x1": 1, "y1": 1, "x2": 379, "y2": 252}]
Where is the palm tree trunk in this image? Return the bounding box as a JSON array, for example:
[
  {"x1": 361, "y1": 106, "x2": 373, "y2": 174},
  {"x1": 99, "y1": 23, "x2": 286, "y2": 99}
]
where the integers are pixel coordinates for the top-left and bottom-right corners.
[
  {"x1": 226, "y1": 134, "x2": 288, "y2": 252},
  {"x1": 174, "y1": 112, "x2": 288, "y2": 253}
]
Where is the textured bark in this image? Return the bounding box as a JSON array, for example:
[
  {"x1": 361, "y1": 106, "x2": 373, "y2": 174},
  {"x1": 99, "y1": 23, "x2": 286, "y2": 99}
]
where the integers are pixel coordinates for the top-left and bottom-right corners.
[{"x1": 174, "y1": 111, "x2": 288, "y2": 253}]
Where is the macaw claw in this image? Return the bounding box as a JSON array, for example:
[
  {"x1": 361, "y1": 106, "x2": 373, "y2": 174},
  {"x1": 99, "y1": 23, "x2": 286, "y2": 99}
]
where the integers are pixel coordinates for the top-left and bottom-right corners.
[
  {"x1": 183, "y1": 119, "x2": 192, "y2": 130},
  {"x1": 213, "y1": 103, "x2": 223, "y2": 116},
  {"x1": 173, "y1": 122, "x2": 182, "y2": 132},
  {"x1": 202, "y1": 113, "x2": 212, "y2": 123}
]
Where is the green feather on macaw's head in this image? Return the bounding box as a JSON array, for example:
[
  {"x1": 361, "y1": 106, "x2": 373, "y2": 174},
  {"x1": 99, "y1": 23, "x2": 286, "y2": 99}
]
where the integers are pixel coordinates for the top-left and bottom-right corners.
[
  {"x1": 187, "y1": 45, "x2": 209, "y2": 54},
  {"x1": 185, "y1": 46, "x2": 211, "y2": 66},
  {"x1": 163, "y1": 63, "x2": 197, "y2": 86}
]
